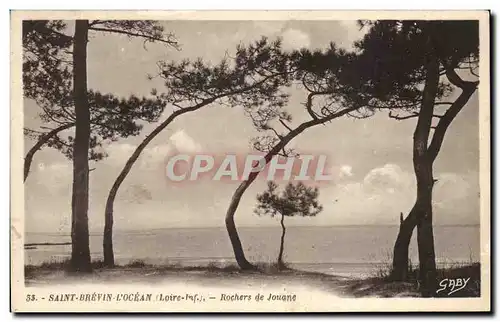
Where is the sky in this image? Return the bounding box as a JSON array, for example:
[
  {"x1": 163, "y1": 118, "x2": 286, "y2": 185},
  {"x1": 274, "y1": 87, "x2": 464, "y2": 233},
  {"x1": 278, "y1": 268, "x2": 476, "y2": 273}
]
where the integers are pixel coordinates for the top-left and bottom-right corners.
[{"x1": 23, "y1": 20, "x2": 480, "y2": 233}]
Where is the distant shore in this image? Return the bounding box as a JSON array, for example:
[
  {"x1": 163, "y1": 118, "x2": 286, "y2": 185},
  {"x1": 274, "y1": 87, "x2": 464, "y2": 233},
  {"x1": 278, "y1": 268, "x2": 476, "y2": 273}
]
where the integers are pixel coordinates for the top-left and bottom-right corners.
[{"x1": 24, "y1": 223, "x2": 481, "y2": 235}]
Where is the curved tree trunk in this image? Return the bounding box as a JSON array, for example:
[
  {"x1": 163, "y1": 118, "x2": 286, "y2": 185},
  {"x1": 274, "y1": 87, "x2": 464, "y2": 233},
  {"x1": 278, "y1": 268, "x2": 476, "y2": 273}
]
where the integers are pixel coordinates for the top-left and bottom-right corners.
[
  {"x1": 24, "y1": 122, "x2": 75, "y2": 181},
  {"x1": 103, "y1": 101, "x2": 215, "y2": 267},
  {"x1": 225, "y1": 180, "x2": 258, "y2": 270},
  {"x1": 408, "y1": 41, "x2": 440, "y2": 294},
  {"x1": 414, "y1": 78, "x2": 478, "y2": 296},
  {"x1": 390, "y1": 64, "x2": 479, "y2": 290},
  {"x1": 224, "y1": 133, "x2": 302, "y2": 270},
  {"x1": 418, "y1": 70, "x2": 478, "y2": 295},
  {"x1": 391, "y1": 30, "x2": 479, "y2": 295},
  {"x1": 277, "y1": 213, "x2": 286, "y2": 269},
  {"x1": 391, "y1": 207, "x2": 418, "y2": 281},
  {"x1": 70, "y1": 20, "x2": 92, "y2": 273},
  {"x1": 225, "y1": 106, "x2": 358, "y2": 269}
]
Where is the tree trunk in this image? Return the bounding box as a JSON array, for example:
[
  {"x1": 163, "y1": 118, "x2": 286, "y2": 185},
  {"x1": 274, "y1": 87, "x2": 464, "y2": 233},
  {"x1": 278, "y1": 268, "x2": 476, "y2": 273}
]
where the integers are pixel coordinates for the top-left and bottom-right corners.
[
  {"x1": 225, "y1": 180, "x2": 258, "y2": 270},
  {"x1": 24, "y1": 122, "x2": 75, "y2": 181},
  {"x1": 103, "y1": 102, "x2": 210, "y2": 267},
  {"x1": 224, "y1": 130, "x2": 303, "y2": 270},
  {"x1": 406, "y1": 36, "x2": 440, "y2": 294},
  {"x1": 412, "y1": 161, "x2": 437, "y2": 296},
  {"x1": 224, "y1": 106, "x2": 357, "y2": 270},
  {"x1": 277, "y1": 213, "x2": 286, "y2": 269},
  {"x1": 417, "y1": 199, "x2": 437, "y2": 297},
  {"x1": 413, "y1": 48, "x2": 439, "y2": 296},
  {"x1": 390, "y1": 45, "x2": 478, "y2": 294},
  {"x1": 390, "y1": 33, "x2": 440, "y2": 290},
  {"x1": 391, "y1": 207, "x2": 418, "y2": 281},
  {"x1": 70, "y1": 20, "x2": 92, "y2": 273},
  {"x1": 103, "y1": 199, "x2": 115, "y2": 267},
  {"x1": 413, "y1": 78, "x2": 478, "y2": 296}
]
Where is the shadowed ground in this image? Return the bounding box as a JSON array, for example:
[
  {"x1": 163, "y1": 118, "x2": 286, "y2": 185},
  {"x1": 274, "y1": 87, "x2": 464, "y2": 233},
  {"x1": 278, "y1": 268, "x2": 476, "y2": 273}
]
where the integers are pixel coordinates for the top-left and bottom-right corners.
[{"x1": 25, "y1": 261, "x2": 422, "y2": 298}]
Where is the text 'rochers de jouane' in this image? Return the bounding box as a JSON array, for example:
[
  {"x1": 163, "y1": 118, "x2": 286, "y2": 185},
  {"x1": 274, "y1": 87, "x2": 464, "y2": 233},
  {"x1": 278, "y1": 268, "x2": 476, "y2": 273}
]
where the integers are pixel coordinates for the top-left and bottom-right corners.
[{"x1": 220, "y1": 292, "x2": 297, "y2": 302}]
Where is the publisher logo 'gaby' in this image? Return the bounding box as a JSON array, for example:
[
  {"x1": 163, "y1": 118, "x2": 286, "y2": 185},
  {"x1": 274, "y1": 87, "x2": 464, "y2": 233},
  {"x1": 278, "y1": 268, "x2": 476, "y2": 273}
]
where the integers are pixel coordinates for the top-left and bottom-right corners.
[{"x1": 164, "y1": 154, "x2": 333, "y2": 182}]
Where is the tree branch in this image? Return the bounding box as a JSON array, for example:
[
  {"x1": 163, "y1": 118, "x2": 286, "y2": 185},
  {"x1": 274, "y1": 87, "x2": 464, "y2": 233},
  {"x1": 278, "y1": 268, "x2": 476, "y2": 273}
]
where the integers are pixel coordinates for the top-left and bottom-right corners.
[
  {"x1": 39, "y1": 104, "x2": 68, "y2": 125},
  {"x1": 88, "y1": 26, "x2": 178, "y2": 46},
  {"x1": 266, "y1": 125, "x2": 282, "y2": 139},
  {"x1": 278, "y1": 147, "x2": 290, "y2": 157},
  {"x1": 389, "y1": 111, "x2": 419, "y2": 120},
  {"x1": 444, "y1": 66, "x2": 480, "y2": 89},
  {"x1": 427, "y1": 81, "x2": 479, "y2": 163},
  {"x1": 305, "y1": 93, "x2": 319, "y2": 120},
  {"x1": 389, "y1": 111, "x2": 444, "y2": 121},
  {"x1": 89, "y1": 20, "x2": 103, "y2": 27},
  {"x1": 305, "y1": 91, "x2": 333, "y2": 120},
  {"x1": 49, "y1": 29, "x2": 73, "y2": 42},
  {"x1": 23, "y1": 111, "x2": 110, "y2": 181},
  {"x1": 279, "y1": 119, "x2": 293, "y2": 132},
  {"x1": 24, "y1": 122, "x2": 75, "y2": 181}
]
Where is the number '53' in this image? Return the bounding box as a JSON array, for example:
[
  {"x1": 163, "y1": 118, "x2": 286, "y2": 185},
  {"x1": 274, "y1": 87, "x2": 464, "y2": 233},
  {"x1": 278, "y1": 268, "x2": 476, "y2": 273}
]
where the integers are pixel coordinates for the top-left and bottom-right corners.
[{"x1": 26, "y1": 294, "x2": 36, "y2": 302}]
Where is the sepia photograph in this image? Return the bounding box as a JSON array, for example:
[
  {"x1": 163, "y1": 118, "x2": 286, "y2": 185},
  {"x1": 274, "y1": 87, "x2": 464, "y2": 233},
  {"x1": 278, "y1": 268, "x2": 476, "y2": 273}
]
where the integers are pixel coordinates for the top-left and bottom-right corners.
[{"x1": 10, "y1": 10, "x2": 491, "y2": 312}]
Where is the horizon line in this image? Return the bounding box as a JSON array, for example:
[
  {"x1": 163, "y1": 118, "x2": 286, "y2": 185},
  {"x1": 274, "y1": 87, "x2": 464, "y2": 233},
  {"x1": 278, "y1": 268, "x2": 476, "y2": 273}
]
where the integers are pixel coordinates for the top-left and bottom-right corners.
[{"x1": 26, "y1": 223, "x2": 481, "y2": 235}]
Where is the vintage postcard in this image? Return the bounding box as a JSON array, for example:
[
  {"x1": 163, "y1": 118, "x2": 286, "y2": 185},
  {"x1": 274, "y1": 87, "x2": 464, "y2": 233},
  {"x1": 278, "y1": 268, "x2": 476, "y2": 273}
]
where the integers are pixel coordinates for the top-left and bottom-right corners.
[{"x1": 11, "y1": 10, "x2": 491, "y2": 312}]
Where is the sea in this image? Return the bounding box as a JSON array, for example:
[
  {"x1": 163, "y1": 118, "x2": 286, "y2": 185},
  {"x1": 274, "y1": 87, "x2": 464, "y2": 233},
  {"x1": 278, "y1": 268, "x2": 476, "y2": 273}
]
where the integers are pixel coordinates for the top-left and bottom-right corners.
[{"x1": 25, "y1": 225, "x2": 480, "y2": 278}]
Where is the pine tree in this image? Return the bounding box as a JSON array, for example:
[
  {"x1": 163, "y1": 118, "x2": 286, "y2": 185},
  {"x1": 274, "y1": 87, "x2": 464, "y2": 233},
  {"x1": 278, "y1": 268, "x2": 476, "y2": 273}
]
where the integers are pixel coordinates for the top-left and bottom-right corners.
[
  {"x1": 348, "y1": 20, "x2": 479, "y2": 296},
  {"x1": 255, "y1": 181, "x2": 322, "y2": 269},
  {"x1": 22, "y1": 19, "x2": 178, "y2": 272}
]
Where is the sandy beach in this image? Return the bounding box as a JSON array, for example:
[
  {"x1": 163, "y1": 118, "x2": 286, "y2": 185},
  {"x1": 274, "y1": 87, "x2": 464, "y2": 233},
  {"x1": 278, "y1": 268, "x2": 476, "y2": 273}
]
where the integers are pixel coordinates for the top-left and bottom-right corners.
[{"x1": 25, "y1": 263, "x2": 422, "y2": 298}]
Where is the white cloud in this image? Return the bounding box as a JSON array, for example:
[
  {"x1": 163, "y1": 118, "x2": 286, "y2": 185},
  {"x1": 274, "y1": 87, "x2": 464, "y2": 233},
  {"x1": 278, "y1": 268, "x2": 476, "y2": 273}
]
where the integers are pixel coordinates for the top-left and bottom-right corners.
[
  {"x1": 362, "y1": 163, "x2": 413, "y2": 194},
  {"x1": 281, "y1": 28, "x2": 311, "y2": 50},
  {"x1": 105, "y1": 141, "x2": 171, "y2": 168},
  {"x1": 141, "y1": 144, "x2": 172, "y2": 166},
  {"x1": 103, "y1": 130, "x2": 201, "y2": 171},
  {"x1": 339, "y1": 165, "x2": 353, "y2": 178},
  {"x1": 313, "y1": 164, "x2": 478, "y2": 226},
  {"x1": 169, "y1": 129, "x2": 202, "y2": 153}
]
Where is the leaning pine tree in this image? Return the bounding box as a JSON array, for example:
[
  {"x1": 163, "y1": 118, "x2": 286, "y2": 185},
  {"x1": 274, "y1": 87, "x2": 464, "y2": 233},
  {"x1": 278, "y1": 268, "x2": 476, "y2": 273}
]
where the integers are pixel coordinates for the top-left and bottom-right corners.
[
  {"x1": 102, "y1": 38, "x2": 299, "y2": 267},
  {"x1": 255, "y1": 181, "x2": 323, "y2": 269},
  {"x1": 349, "y1": 20, "x2": 479, "y2": 296},
  {"x1": 224, "y1": 43, "x2": 375, "y2": 270}
]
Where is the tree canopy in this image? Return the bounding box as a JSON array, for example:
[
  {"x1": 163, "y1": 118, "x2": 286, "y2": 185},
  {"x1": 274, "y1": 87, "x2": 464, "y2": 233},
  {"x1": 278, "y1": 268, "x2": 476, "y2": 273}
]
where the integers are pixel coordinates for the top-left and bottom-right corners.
[
  {"x1": 255, "y1": 181, "x2": 323, "y2": 218},
  {"x1": 22, "y1": 20, "x2": 177, "y2": 163},
  {"x1": 349, "y1": 20, "x2": 479, "y2": 111}
]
